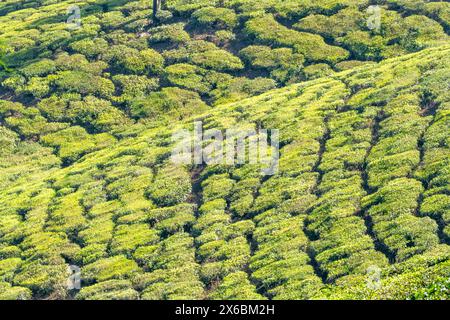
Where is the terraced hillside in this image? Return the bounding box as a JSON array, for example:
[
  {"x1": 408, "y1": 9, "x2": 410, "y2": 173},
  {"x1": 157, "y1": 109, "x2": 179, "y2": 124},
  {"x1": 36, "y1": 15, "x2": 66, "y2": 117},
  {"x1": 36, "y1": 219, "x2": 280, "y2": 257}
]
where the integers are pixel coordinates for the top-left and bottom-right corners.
[
  {"x1": 1, "y1": 43, "x2": 449, "y2": 299},
  {"x1": 0, "y1": 0, "x2": 449, "y2": 300},
  {"x1": 0, "y1": 0, "x2": 449, "y2": 111}
]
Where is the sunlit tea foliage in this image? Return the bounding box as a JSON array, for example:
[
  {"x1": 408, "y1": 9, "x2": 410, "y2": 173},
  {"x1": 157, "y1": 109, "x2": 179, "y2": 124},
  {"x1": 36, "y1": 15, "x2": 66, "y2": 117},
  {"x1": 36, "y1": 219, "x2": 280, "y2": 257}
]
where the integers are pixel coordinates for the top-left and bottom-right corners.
[{"x1": 0, "y1": 0, "x2": 449, "y2": 300}]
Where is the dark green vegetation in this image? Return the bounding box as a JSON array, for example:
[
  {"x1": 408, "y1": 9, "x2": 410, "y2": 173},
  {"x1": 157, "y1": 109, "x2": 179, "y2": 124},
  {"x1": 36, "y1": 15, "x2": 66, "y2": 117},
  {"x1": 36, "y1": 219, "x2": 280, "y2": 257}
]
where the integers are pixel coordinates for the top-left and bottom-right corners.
[{"x1": 0, "y1": 0, "x2": 449, "y2": 300}]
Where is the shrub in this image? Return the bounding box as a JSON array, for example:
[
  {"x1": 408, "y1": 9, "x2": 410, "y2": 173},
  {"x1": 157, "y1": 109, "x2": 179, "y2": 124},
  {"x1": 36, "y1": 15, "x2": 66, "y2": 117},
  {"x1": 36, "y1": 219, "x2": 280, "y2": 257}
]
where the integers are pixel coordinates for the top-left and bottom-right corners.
[
  {"x1": 78, "y1": 218, "x2": 114, "y2": 245},
  {"x1": 100, "y1": 11, "x2": 126, "y2": 30},
  {"x1": 0, "y1": 283, "x2": 32, "y2": 300},
  {"x1": 150, "y1": 204, "x2": 196, "y2": 234},
  {"x1": 420, "y1": 194, "x2": 450, "y2": 221},
  {"x1": 240, "y1": 45, "x2": 304, "y2": 83},
  {"x1": 412, "y1": 277, "x2": 450, "y2": 300},
  {"x1": 54, "y1": 53, "x2": 107, "y2": 75},
  {"x1": 245, "y1": 14, "x2": 349, "y2": 63},
  {"x1": 46, "y1": 192, "x2": 87, "y2": 233},
  {"x1": 52, "y1": 71, "x2": 115, "y2": 98},
  {"x1": 74, "y1": 244, "x2": 108, "y2": 265},
  {"x1": 202, "y1": 174, "x2": 235, "y2": 202},
  {"x1": 302, "y1": 63, "x2": 334, "y2": 80},
  {"x1": 22, "y1": 77, "x2": 50, "y2": 98},
  {"x1": 367, "y1": 151, "x2": 420, "y2": 188},
  {"x1": 209, "y1": 272, "x2": 264, "y2": 300},
  {"x1": 212, "y1": 77, "x2": 277, "y2": 105},
  {"x1": 76, "y1": 280, "x2": 139, "y2": 300},
  {"x1": 67, "y1": 96, "x2": 130, "y2": 132},
  {"x1": 83, "y1": 255, "x2": 141, "y2": 282},
  {"x1": 190, "y1": 49, "x2": 244, "y2": 72},
  {"x1": 133, "y1": 233, "x2": 204, "y2": 299},
  {"x1": 192, "y1": 7, "x2": 238, "y2": 30},
  {"x1": 0, "y1": 39, "x2": 11, "y2": 71},
  {"x1": 293, "y1": 8, "x2": 364, "y2": 38},
  {"x1": 13, "y1": 261, "x2": 68, "y2": 297},
  {"x1": 164, "y1": 63, "x2": 212, "y2": 93},
  {"x1": 148, "y1": 23, "x2": 190, "y2": 44},
  {"x1": 0, "y1": 258, "x2": 22, "y2": 282},
  {"x1": 69, "y1": 38, "x2": 109, "y2": 59},
  {"x1": 103, "y1": 45, "x2": 164, "y2": 74},
  {"x1": 113, "y1": 74, "x2": 159, "y2": 98},
  {"x1": 146, "y1": 165, "x2": 192, "y2": 207},
  {"x1": 374, "y1": 215, "x2": 439, "y2": 262},
  {"x1": 400, "y1": 15, "x2": 447, "y2": 51},
  {"x1": 198, "y1": 236, "x2": 251, "y2": 282},
  {"x1": 20, "y1": 59, "x2": 56, "y2": 78},
  {"x1": 214, "y1": 30, "x2": 236, "y2": 44},
  {"x1": 129, "y1": 87, "x2": 208, "y2": 120},
  {"x1": 0, "y1": 126, "x2": 19, "y2": 154},
  {"x1": 110, "y1": 224, "x2": 159, "y2": 255},
  {"x1": 335, "y1": 60, "x2": 371, "y2": 71},
  {"x1": 2, "y1": 104, "x2": 69, "y2": 139},
  {"x1": 338, "y1": 31, "x2": 385, "y2": 61},
  {"x1": 41, "y1": 126, "x2": 116, "y2": 163}
]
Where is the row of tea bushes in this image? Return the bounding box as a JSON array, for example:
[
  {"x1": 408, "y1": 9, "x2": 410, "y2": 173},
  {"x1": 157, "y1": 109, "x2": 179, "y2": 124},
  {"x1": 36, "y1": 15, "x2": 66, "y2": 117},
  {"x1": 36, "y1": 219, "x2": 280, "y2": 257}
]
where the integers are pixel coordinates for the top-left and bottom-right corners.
[
  {"x1": 193, "y1": 170, "x2": 261, "y2": 299},
  {"x1": 307, "y1": 99, "x2": 390, "y2": 282},
  {"x1": 415, "y1": 69, "x2": 450, "y2": 242},
  {"x1": 246, "y1": 80, "x2": 346, "y2": 297},
  {"x1": 361, "y1": 91, "x2": 441, "y2": 262}
]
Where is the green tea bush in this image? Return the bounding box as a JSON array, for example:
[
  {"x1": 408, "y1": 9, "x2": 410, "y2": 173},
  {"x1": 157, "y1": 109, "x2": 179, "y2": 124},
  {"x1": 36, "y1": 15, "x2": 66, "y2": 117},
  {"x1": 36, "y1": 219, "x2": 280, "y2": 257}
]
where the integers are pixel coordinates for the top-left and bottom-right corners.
[
  {"x1": 69, "y1": 38, "x2": 109, "y2": 59},
  {"x1": 41, "y1": 126, "x2": 116, "y2": 163},
  {"x1": 209, "y1": 271, "x2": 264, "y2": 300},
  {"x1": 240, "y1": 45, "x2": 304, "y2": 83},
  {"x1": 103, "y1": 45, "x2": 164, "y2": 75},
  {"x1": 83, "y1": 255, "x2": 141, "y2": 282},
  {"x1": 294, "y1": 7, "x2": 364, "y2": 39},
  {"x1": 76, "y1": 280, "x2": 139, "y2": 300},
  {"x1": 250, "y1": 210, "x2": 323, "y2": 298},
  {"x1": 134, "y1": 233, "x2": 204, "y2": 299},
  {"x1": 113, "y1": 74, "x2": 159, "y2": 98},
  {"x1": 302, "y1": 63, "x2": 334, "y2": 80},
  {"x1": 190, "y1": 49, "x2": 244, "y2": 72},
  {"x1": 245, "y1": 14, "x2": 349, "y2": 63},
  {"x1": 192, "y1": 7, "x2": 238, "y2": 30},
  {"x1": 146, "y1": 165, "x2": 192, "y2": 207},
  {"x1": 52, "y1": 71, "x2": 115, "y2": 98},
  {"x1": 212, "y1": 76, "x2": 277, "y2": 105},
  {"x1": 164, "y1": 63, "x2": 212, "y2": 94},
  {"x1": 20, "y1": 59, "x2": 56, "y2": 78},
  {"x1": 79, "y1": 218, "x2": 114, "y2": 246},
  {"x1": 110, "y1": 224, "x2": 159, "y2": 255},
  {"x1": 148, "y1": 23, "x2": 191, "y2": 44},
  {"x1": 129, "y1": 87, "x2": 208, "y2": 119},
  {"x1": 12, "y1": 261, "x2": 68, "y2": 297},
  {"x1": 202, "y1": 174, "x2": 235, "y2": 202},
  {"x1": 363, "y1": 178, "x2": 440, "y2": 261},
  {"x1": 0, "y1": 282, "x2": 32, "y2": 300}
]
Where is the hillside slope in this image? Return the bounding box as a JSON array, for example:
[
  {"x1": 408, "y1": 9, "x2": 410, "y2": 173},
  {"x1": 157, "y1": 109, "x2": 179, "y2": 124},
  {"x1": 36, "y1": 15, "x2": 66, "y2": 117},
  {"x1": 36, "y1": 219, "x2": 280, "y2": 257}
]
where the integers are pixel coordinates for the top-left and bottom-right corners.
[
  {"x1": 0, "y1": 0, "x2": 448, "y2": 114},
  {"x1": 0, "y1": 44, "x2": 449, "y2": 300}
]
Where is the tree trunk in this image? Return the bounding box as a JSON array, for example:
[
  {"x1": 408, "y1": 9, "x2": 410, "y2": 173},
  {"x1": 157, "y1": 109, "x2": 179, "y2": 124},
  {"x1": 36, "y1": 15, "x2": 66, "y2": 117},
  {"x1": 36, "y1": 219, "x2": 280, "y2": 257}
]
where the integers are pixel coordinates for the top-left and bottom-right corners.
[{"x1": 153, "y1": 0, "x2": 161, "y2": 21}]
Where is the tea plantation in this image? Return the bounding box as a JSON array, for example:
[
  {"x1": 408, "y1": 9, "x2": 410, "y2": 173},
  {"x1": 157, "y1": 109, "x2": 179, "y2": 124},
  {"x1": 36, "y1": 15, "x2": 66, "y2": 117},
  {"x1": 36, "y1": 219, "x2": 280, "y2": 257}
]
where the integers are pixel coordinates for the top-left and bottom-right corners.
[{"x1": 0, "y1": 0, "x2": 449, "y2": 300}]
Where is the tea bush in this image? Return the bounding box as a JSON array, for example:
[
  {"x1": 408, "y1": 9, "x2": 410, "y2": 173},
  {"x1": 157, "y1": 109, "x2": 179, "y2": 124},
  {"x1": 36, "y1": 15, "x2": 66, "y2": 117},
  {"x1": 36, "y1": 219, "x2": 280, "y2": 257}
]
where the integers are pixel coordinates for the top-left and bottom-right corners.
[
  {"x1": 245, "y1": 14, "x2": 350, "y2": 64},
  {"x1": 192, "y1": 7, "x2": 238, "y2": 30}
]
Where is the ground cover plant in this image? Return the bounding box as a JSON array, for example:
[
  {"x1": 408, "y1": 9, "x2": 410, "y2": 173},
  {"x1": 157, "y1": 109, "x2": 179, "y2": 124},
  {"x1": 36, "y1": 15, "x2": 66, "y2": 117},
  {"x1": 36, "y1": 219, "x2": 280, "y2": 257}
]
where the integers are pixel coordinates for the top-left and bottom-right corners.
[{"x1": 0, "y1": 0, "x2": 449, "y2": 300}]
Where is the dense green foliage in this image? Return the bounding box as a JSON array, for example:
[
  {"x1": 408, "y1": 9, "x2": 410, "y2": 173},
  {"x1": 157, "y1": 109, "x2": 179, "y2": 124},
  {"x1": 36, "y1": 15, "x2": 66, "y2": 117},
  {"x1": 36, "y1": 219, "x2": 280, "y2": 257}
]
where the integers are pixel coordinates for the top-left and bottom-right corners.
[{"x1": 0, "y1": 0, "x2": 449, "y2": 300}]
